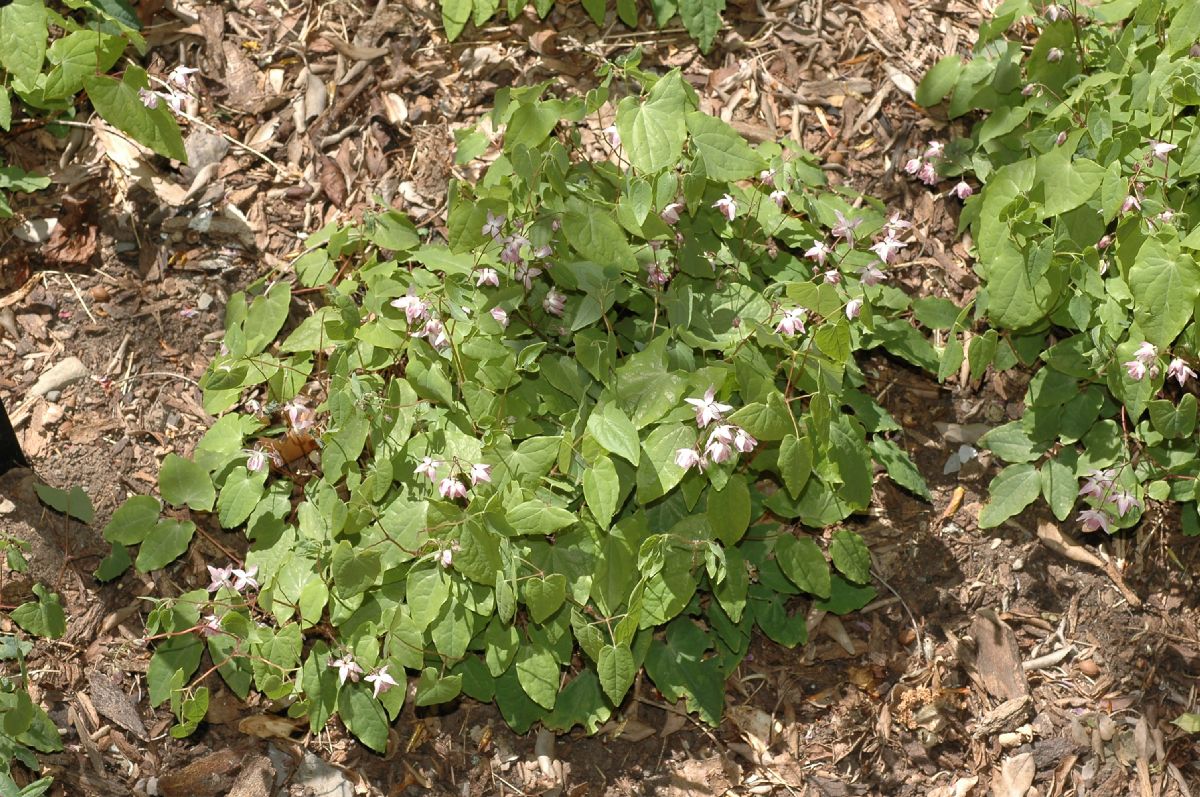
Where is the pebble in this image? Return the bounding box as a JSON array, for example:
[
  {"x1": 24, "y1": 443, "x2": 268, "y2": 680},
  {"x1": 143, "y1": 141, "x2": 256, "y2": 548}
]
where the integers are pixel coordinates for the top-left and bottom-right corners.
[
  {"x1": 30, "y1": 357, "x2": 88, "y2": 397},
  {"x1": 45, "y1": 390, "x2": 60, "y2": 403},
  {"x1": 1079, "y1": 659, "x2": 1101, "y2": 677}
]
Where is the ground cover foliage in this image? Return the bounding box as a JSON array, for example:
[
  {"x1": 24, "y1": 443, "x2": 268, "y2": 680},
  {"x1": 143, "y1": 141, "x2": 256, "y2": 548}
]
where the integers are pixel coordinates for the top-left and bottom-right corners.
[
  {"x1": 914, "y1": 0, "x2": 1200, "y2": 567},
  {"x1": 93, "y1": 53, "x2": 949, "y2": 748}
]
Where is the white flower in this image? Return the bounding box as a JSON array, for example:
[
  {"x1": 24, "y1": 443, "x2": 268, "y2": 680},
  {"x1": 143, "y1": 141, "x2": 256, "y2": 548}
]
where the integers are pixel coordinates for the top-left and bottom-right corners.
[
  {"x1": 246, "y1": 449, "x2": 267, "y2": 473},
  {"x1": 1167, "y1": 358, "x2": 1197, "y2": 386},
  {"x1": 438, "y1": 477, "x2": 468, "y2": 501},
  {"x1": 438, "y1": 547, "x2": 453, "y2": 568},
  {"x1": 805, "y1": 240, "x2": 830, "y2": 266},
  {"x1": 708, "y1": 425, "x2": 735, "y2": 446},
  {"x1": 390, "y1": 293, "x2": 429, "y2": 324},
  {"x1": 831, "y1": 210, "x2": 862, "y2": 243},
  {"x1": 206, "y1": 565, "x2": 234, "y2": 592},
  {"x1": 490, "y1": 307, "x2": 509, "y2": 327},
  {"x1": 602, "y1": 125, "x2": 621, "y2": 148},
  {"x1": 918, "y1": 162, "x2": 938, "y2": 185},
  {"x1": 416, "y1": 317, "x2": 449, "y2": 349},
  {"x1": 1076, "y1": 509, "x2": 1112, "y2": 533},
  {"x1": 884, "y1": 214, "x2": 913, "y2": 235},
  {"x1": 1112, "y1": 491, "x2": 1140, "y2": 517},
  {"x1": 770, "y1": 189, "x2": 787, "y2": 209},
  {"x1": 684, "y1": 387, "x2": 733, "y2": 428},
  {"x1": 365, "y1": 666, "x2": 398, "y2": 699},
  {"x1": 775, "y1": 307, "x2": 807, "y2": 336},
  {"x1": 543, "y1": 288, "x2": 566, "y2": 317},
  {"x1": 1123, "y1": 359, "x2": 1148, "y2": 381},
  {"x1": 1149, "y1": 140, "x2": 1177, "y2": 162},
  {"x1": 859, "y1": 264, "x2": 887, "y2": 286},
  {"x1": 1133, "y1": 341, "x2": 1158, "y2": 365},
  {"x1": 923, "y1": 140, "x2": 945, "y2": 160},
  {"x1": 732, "y1": 427, "x2": 757, "y2": 454},
  {"x1": 869, "y1": 236, "x2": 907, "y2": 264},
  {"x1": 1044, "y1": 4, "x2": 1068, "y2": 21},
  {"x1": 138, "y1": 87, "x2": 161, "y2": 109},
  {"x1": 704, "y1": 439, "x2": 733, "y2": 464},
  {"x1": 415, "y1": 457, "x2": 442, "y2": 482},
  {"x1": 284, "y1": 401, "x2": 315, "y2": 432},
  {"x1": 516, "y1": 265, "x2": 542, "y2": 290},
  {"x1": 199, "y1": 614, "x2": 222, "y2": 637},
  {"x1": 482, "y1": 210, "x2": 505, "y2": 239},
  {"x1": 903, "y1": 157, "x2": 923, "y2": 175},
  {"x1": 533, "y1": 244, "x2": 553, "y2": 259},
  {"x1": 230, "y1": 566, "x2": 259, "y2": 592},
  {"x1": 476, "y1": 268, "x2": 500, "y2": 287},
  {"x1": 1047, "y1": 47, "x2": 1064, "y2": 62},
  {"x1": 1078, "y1": 469, "x2": 1115, "y2": 500},
  {"x1": 713, "y1": 194, "x2": 737, "y2": 221},
  {"x1": 845, "y1": 298, "x2": 863, "y2": 320},
  {"x1": 949, "y1": 181, "x2": 973, "y2": 200},
  {"x1": 660, "y1": 202, "x2": 684, "y2": 225},
  {"x1": 759, "y1": 169, "x2": 776, "y2": 186},
  {"x1": 469, "y1": 463, "x2": 492, "y2": 486},
  {"x1": 823, "y1": 269, "x2": 841, "y2": 284},
  {"x1": 329, "y1": 655, "x2": 363, "y2": 686},
  {"x1": 674, "y1": 448, "x2": 703, "y2": 471},
  {"x1": 167, "y1": 65, "x2": 200, "y2": 92}
]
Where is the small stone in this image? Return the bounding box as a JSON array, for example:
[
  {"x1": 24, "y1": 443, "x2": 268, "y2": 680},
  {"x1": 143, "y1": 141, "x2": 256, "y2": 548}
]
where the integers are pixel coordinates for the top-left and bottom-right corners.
[
  {"x1": 45, "y1": 390, "x2": 60, "y2": 403},
  {"x1": 89, "y1": 285, "x2": 111, "y2": 302},
  {"x1": 30, "y1": 357, "x2": 88, "y2": 397},
  {"x1": 1078, "y1": 659, "x2": 1101, "y2": 677},
  {"x1": 197, "y1": 293, "x2": 214, "y2": 310},
  {"x1": 1011, "y1": 557, "x2": 1024, "y2": 571}
]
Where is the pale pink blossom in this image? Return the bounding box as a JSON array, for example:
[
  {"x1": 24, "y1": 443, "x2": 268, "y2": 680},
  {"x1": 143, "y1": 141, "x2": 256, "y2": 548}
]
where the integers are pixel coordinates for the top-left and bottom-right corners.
[
  {"x1": 490, "y1": 307, "x2": 509, "y2": 327},
  {"x1": 1097, "y1": 235, "x2": 1113, "y2": 250},
  {"x1": 438, "y1": 547, "x2": 453, "y2": 568},
  {"x1": 469, "y1": 463, "x2": 492, "y2": 486},
  {"x1": 138, "y1": 88, "x2": 161, "y2": 109},
  {"x1": 870, "y1": 236, "x2": 907, "y2": 264},
  {"x1": 661, "y1": 203, "x2": 684, "y2": 225},
  {"x1": 675, "y1": 447, "x2": 704, "y2": 471},
  {"x1": 1076, "y1": 508, "x2": 1113, "y2": 533},
  {"x1": 1133, "y1": 341, "x2": 1158, "y2": 364},
  {"x1": 1123, "y1": 359, "x2": 1149, "y2": 380},
  {"x1": 415, "y1": 457, "x2": 442, "y2": 482},
  {"x1": 704, "y1": 438, "x2": 733, "y2": 464},
  {"x1": 759, "y1": 169, "x2": 776, "y2": 186},
  {"x1": 713, "y1": 194, "x2": 737, "y2": 221},
  {"x1": 831, "y1": 210, "x2": 862, "y2": 243},
  {"x1": 199, "y1": 615, "x2": 222, "y2": 637},
  {"x1": 859, "y1": 264, "x2": 887, "y2": 286},
  {"x1": 770, "y1": 190, "x2": 788, "y2": 208},
  {"x1": 482, "y1": 210, "x2": 505, "y2": 239},
  {"x1": 949, "y1": 181, "x2": 973, "y2": 200},
  {"x1": 284, "y1": 401, "x2": 315, "y2": 432},
  {"x1": 1047, "y1": 47, "x2": 1064, "y2": 62},
  {"x1": 1112, "y1": 491, "x2": 1141, "y2": 517},
  {"x1": 1121, "y1": 194, "x2": 1142, "y2": 214},
  {"x1": 516, "y1": 265, "x2": 542, "y2": 290},
  {"x1": 166, "y1": 65, "x2": 199, "y2": 92},
  {"x1": 917, "y1": 162, "x2": 938, "y2": 186},
  {"x1": 775, "y1": 307, "x2": 807, "y2": 336},
  {"x1": 602, "y1": 125, "x2": 621, "y2": 148},
  {"x1": 417, "y1": 317, "x2": 449, "y2": 349},
  {"x1": 805, "y1": 240, "x2": 830, "y2": 266},
  {"x1": 884, "y1": 214, "x2": 913, "y2": 236},
  {"x1": 365, "y1": 666, "x2": 398, "y2": 699},
  {"x1": 845, "y1": 298, "x2": 863, "y2": 320},
  {"x1": 390, "y1": 293, "x2": 429, "y2": 324},
  {"x1": 923, "y1": 140, "x2": 945, "y2": 160},
  {"x1": 231, "y1": 566, "x2": 259, "y2": 592},
  {"x1": 500, "y1": 234, "x2": 528, "y2": 264},
  {"x1": 1167, "y1": 358, "x2": 1197, "y2": 386},
  {"x1": 733, "y1": 427, "x2": 757, "y2": 453},
  {"x1": 1055, "y1": 131, "x2": 1068, "y2": 147},
  {"x1": 1044, "y1": 4, "x2": 1068, "y2": 21},
  {"x1": 823, "y1": 269, "x2": 841, "y2": 284},
  {"x1": 438, "y1": 477, "x2": 468, "y2": 501},
  {"x1": 1022, "y1": 83, "x2": 1038, "y2": 96},
  {"x1": 1149, "y1": 140, "x2": 1177, "y2": 162},
  {"x1": 684, "y1": 387, "x2": 733, "y2": 428},
  {"x1": 903, "y1": 157, "x2": 922, "y2": 175},
  {"x1": 246, "y1": 449, "x2": 267, "y2": 473},
  {"x1": 329, "y1": 655, "x2": 363, "y2": 686},
  {"x1": 708, "y1": 425, "x2": 735, "y2": 446},
  {"x1": 476, "y1": 268, "x2": 500, "y2": 287},
  {"x1": 1078, "y1": 469, "x2": 1116, "y2": 500},
  {"x1": 533, "y1": 244, "x2": 553, "y2": 259},
  {"x1": 543, "y1": 288, "x2": 566, "y2": 317},
  {"x1": 206, "y1": 565, "x2": 234, "y2": 592},
  {"x1": 646, "y1": 266, "x2": 670, "y2": 287}
]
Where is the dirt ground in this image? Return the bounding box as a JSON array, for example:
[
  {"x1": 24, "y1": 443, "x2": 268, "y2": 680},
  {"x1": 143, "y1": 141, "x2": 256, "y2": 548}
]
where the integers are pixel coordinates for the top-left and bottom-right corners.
[{"x1": 1, "y1": 0, "x2": 1198, "y2": 795}]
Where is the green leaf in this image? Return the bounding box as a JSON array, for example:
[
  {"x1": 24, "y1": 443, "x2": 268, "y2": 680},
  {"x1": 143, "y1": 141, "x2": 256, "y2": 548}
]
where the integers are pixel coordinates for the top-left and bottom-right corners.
[
  {"x1": 159, "y1": 454, "x2": 215, "y2": 511},
  {"x1": 583, "y1": 455, "x2": 621, "y2": 528},
  {"x1": 1040, "y1": 454, "x2": 1077, "y2": 521},
  {"x1": 978, "y1": 463, "x2": 1042, "y2": 528},
  {"x1": 1167, "y1": 2, "x2": 1200, "y2": 55},
  {"x1": 777, "y1": 433, "x2": 812, "y2": 498},
  {"x1": 515, "y1": 641, "x2": 559, "y2": 710},
  {"x1": 103, "y1": 495, "x2": 162, "y2": 545},
  {"x1": 506, "y1": 500, "x2": 578, "y2": 536},
  {"x1": 869, "y1": 438, "x2": 931, "y2": 500},
  {"x1": 1035, "y1": 149, "x2": 1104, "y2": 218},
  {"x1": 775, "y1": 534, "x2": 830, "y2": 598},
  {"x1": 1173, "y1": 712, "x2": 1200, "y2": 733},
  {"x1": 1149, "y1": 394, "x2": 1198, "y2": 439},
  {"x1": 407, "y1": 566, "x2": 449, "y2": 630},
  {"x1": 83, "y1": 68, "x2": 186, "y2": 161},
  {"x1": 544, "y1": 670, "x2": 610, "y2": 734},
  {"x1": 0, "y1": 0, "x2": 47, "y2": 86},
  {"x1": 217, "y1": 466, "x2": 265, "y2": 528},
  {"x1": 813, "y1": 574, "x2": 877, "y2": 615},
  {"x1": 597, "y1": 644, "x2": 636, "y2": 704},
  {"x1": 727, "y1": 392, "x2": 792, "y2": 441},
  {"x1": 441, "y1": 0, "x2": 472, "y2": 40},
  {"x1": 11, "y1": 585, "x2": 66, "y2": 639},
  {"x1": 615, "y1": 71, "x2": 689, "y2": 173},
  {"x1": 524, "y1": 574, "x2": 567, "y2": 623},
  {"x1": 644, "y1": 617, "x2": 724, "y2": 724},
  {"x1": 587, "y1": 403, "x2": 641, "y2": 465},
  {"x1": 636, "y1": 423, "x2": 695, "y2": 503},
  {"x1": 1129, "y1": 239, "x2": 1200, "y2": 349},
  {"x1": 135, "y1": 519, "x2": 196, "y2": 572},
  {"x1": 685, "y1": 111, "x2": 765, "y2": 181},
  {"x1": 676, "y1": 0, "x2": 726, "y2": 53},
  {"x1": 916, "y1": 56, "x2": 963, "y2": 106},
  {"x1": 562, "y1": 196, "x2": 637, "y2": 272},
  {"x1": 829, "y1": 531, "x2": 871, "y2": 584},
  {"x1": 706, "y1": 474, "x2": 750, "y2": 545},
  {"x1": 415, "y1": 667, "x2": 463, "y2": 706},
  {"x1": 243, "y1": 282, "x2": 292, "y2": 356},
  {"x1": 34, "y1": 483, "x2": 94, "y2": 523},
  {"x1": 581, "y1": 0, "x2": 605, "y2": 24}
]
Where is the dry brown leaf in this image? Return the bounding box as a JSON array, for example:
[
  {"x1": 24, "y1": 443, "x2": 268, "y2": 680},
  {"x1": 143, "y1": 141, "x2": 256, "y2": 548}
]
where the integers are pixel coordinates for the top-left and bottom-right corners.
[
  {"x1": 238, "y1": 713, "x2": 302, "y2": 739},
  {"x1": 990, "y1": 752, "x2": 1035, "y2": 797}
]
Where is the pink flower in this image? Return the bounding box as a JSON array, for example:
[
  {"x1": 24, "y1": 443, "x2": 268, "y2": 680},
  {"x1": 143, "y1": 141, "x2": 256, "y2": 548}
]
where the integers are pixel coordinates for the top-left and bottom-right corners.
[
  {"x1": 246, "y1": 448, "x2": 267, "y2": 473},
  {"x1": 1047, "y1": 47, "x2": 1064, "y2": 62},
  {"x1": 884, "y1": 214, "x2": 913, "y2": 236},
  {"x1": 199, "y1": 615, "x2": 222, "y2": 637},
  {"x1": 206, "y1": 565, "x2": 234, "y2": 592},
  {"x1": 415, "y1": 457, "x2": 441, "y2": 482},
  {"x1": 823, "y1": 269, "x2": 841, "y2": 284},
  {"x1": 923, "y1": 141, "x2": 945, "y2": 160},
  {"x1": 602, "y1": 125, "x2": 621, "y2": 148},
  {"x1": 516, "y1": 265, "x2": 542, "y2": 290},
  {"x1": 543, "y1": 288, "x2": 566, "y2": 317},
  {"x1": 438, "y1": 547, "x2": 453, "y2": 568},
  {"x1": 438, "y1": 477, "x2": 468, "y2": 501},
  {"x1": 1044, "y1": 4, "x2": 1068, "y2": 21},
  {"x1": 482, "y1": 210, "x2": 505, "y2": 239},
  {"x1": 329, "y1": 655, "x2": 363, "y2": 686},
  {"x1": 845, "y1": 298, "x2": 863, "y2": 320},
  {"x1": 167, "y1": 65, "x2": 200, "y2": 92},
  {"x1": 831, "y1": 210, "x2": 862, "y2": 243},
  {"x1": 684, "y1": 387, "x2": 733, "y2": 428},
  {"x1": 859, "y1": 264, "x2": 887, "y2": 286},
  {"x1": 759, "y1": 169, "x2": 776, "y2": 186},
  {"x1": 870, "y1": 236, "x2": 907, "y2": 264},
  {"x1": 469, "y1": 463, "x2": 492, "y2": 485},
  {"x1": 285, "y1": 401, "x2": 315, "y2": 432},
  {"x1": 533, "y1": 244, "x2": 553, "y2": 259},
  {"x1": 1097, "y1": 235, "x2": 1112, "y2": 250},
  {"x1": 1078, "y1": 469, "x2": 1115, "y2": 500},
  {"x1": 775, "y1": 307, "x2": 807, "y2": 336},
  {"x1": 1055, "y1": 131, "x2": 1068, "y2": 147},
  {"x1": 1076, "y1": 508, "x2": 1113, "y2": 533},
  {"x1": 903, "y1": 158, "x2": 922, "y2": 175},
  {"x1": 365, "y1": 666, "x2": 398, "y2": 699},
  {"x1": 1022, "y1": 83, "x2": 1038, "y2": 97},
  {"x1": 417, "y1": 317, "x2": 449, "y2": 349},
  {"x1": 708, "y1": 425, "x2": 734, "y2": 445},
  {"x1": 391, "y1": 293, "x2": 429, "y2": 324},
  {"x1": 661, "y1": 203, "x2": 684, "y2": 225},
  {"x1": 918, "y1": 162, "x2": 938, "y2": 186},
  {"x1": 646, "y1": 266, "x2": 670, "y2": 287},
  {"x1": 138, "y1": 88, "x2": 161, "y2": 109},
  {"x1": 1133, "y1": 341, "x2": 1158, "y2": 365},
  {"x1": 713, "y1": 194, "x2": 737, "y2": 221},
  {"x1": 231, "y1": 566, "x2": 259, "y2": 592},
  {"x1": 1121, "y1": 194, "x2": 1142, "y2": 214},
  {"x1": 1123, "y1": 359, "x2": 1149, "y2": 380},
  {"x1": 733, "y1": 427, "x2": 757, "y2": 453},
  {"x1": 1149, "y1": 140, "x2": 1177, "y2": 162},
  {"x1": 704, "y1": 438, "x2": 733, "y2": 464},
  {"x1": 1167, "y1": 358, "x2": 1197, "y2": 386},
  {"x1": 805, "y1": 240, "x2": 830, "y2": 266},
  {"x1": 490, "y1": 307, "x2": 509, "y2": 327},
  {"x1": 675, "y1": 447, "x2": 704, "y2": 471},
  {"x1": 1112, "y1": 491, "x2": 1140, "y2": 517},
  {"x1": 500, "y1": 235, "x2": 528, "y2": 264},
  {"x1": 476, "y1": 268, "x2": 500, "y2": 287},
  {"x1": 770, "y1": 190, "x2": 787, "y2": 209},
  {"x1": 949, "y1": 181, "x2": 973, "y2": 200}
]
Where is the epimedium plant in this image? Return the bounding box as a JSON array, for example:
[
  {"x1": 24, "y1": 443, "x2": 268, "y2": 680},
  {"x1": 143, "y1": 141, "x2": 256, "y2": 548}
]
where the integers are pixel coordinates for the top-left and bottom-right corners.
[
  {"x1": 440, "y1": 0, "x2": 726, "y2": 54},
  {"x1": 912, "y1": 0, "x2": 1200, "y2": 537},
  {"x1": 98, "y1": 53, "x2": 939, "y2": 748}
]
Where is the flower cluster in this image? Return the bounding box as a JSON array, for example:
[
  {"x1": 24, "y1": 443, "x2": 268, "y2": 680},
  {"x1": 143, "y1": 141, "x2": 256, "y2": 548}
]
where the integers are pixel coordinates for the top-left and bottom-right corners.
[
  {"x1": 675, "y1": 388, "x2": 758, "y2": 471},
  {"x1": 1122, "y1": 341, "x2": 1160, "y2": 381},
  {"x1": 206, "y1": 564, "x2": 259, "y2": 593},
  {"x1": 139, "y1": 65, "x2": 199, "y2": 114},
  {"x1": 414, "y1": 457, "x2": 491, "y2": 502},
  {"x1": 903, "y1": 140, "x2": 945, "y2": 186},
  {"x1": 1075, "y1": 468, "x2": 1141, "y2": 533}
]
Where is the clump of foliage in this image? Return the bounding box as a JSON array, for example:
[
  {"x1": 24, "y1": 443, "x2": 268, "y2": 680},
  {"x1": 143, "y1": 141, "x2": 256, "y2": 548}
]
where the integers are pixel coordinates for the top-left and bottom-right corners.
[
  {"x1": 0, "y1": 0, "x2": 186, "y2": 214},
  {"x1": 914, "y1": 0, "x2": 1200, "y2": 536},
  {"x1": 441, "y1": 0, "x2": 726, "y2": 54},
  {"x1": 99, "y1": 51, "x2": 939, "y2": 748}
]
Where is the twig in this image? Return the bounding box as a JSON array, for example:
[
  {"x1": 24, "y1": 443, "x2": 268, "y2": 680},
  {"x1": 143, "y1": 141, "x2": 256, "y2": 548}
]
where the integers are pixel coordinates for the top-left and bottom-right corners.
[{"x1": 114, "y1": 371, "x2": 200, "y2": 388}]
